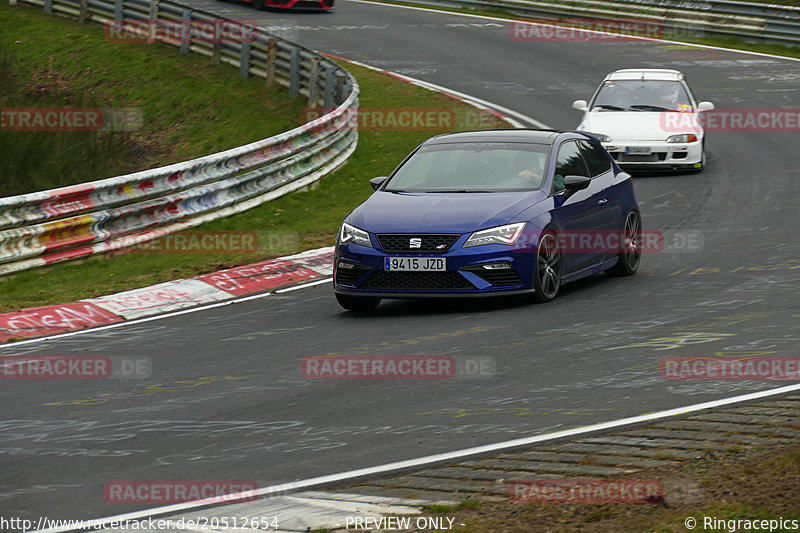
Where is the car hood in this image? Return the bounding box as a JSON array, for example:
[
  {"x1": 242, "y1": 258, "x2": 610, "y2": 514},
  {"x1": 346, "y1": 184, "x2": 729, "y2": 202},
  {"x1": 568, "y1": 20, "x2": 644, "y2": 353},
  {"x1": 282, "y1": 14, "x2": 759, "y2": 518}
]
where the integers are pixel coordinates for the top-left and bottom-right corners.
[
  {"x1": 348, "y1": 190, "x2": 547, "y2": 234},
  {"x1": 579, "y1": 111, "x2": 697, "y2": 141}
]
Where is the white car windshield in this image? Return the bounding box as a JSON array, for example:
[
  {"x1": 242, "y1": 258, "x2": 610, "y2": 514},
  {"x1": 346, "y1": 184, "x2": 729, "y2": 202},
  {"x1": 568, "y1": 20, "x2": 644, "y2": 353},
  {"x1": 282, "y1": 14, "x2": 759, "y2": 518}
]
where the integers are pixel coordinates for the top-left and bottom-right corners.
[{"x1": 592, "y1": 80, "x2": 693, "y2": 112}]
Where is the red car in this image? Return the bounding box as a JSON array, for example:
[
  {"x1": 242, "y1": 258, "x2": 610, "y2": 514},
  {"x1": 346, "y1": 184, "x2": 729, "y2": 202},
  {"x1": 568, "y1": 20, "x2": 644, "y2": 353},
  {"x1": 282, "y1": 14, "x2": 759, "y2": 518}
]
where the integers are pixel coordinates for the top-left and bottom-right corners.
[{"x1": 240, "y1": 0, "x2": 333, "y2": 9}]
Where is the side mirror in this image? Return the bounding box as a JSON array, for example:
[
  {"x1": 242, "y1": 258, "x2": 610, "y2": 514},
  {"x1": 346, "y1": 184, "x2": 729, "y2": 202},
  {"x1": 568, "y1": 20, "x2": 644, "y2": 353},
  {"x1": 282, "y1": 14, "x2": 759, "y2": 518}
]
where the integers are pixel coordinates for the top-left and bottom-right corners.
[
  {"x1": 572, "y1": 100, "x2": 588, "y2": 112},
  {"x1": 564, "y1": 175, "x2": 591, "y2": 191},
  {"x1": 370, "y1": 176, "x2": 388, "y2": 191},
  {"x1": 697, "y1": 101, "x2": 715, "y2": 112}
]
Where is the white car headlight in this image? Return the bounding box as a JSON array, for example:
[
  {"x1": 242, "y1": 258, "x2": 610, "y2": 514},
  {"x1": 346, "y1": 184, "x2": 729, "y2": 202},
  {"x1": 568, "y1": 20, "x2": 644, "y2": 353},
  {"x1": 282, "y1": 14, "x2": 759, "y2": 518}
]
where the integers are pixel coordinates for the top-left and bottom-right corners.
[
  {"x1": 464, "y1": 222, "x2": 526, "y2": 248},
  {"x1": 666, "y1": 133, "x2": 698, "y2": 143},
  {"x1": 339, "y1": 223, "x2": 372, "y2": 248}
]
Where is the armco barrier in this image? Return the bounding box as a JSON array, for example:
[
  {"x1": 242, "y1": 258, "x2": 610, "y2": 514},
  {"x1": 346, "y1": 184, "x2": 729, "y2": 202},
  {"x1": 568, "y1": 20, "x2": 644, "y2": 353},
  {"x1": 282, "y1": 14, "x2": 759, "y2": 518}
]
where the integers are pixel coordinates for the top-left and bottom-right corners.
[
  {"x1": 1, "y1": 0, "x2": 358, "y2": 276},
  {"x1": 393, "y1": 0, "x2": 800, "y2": 47}
]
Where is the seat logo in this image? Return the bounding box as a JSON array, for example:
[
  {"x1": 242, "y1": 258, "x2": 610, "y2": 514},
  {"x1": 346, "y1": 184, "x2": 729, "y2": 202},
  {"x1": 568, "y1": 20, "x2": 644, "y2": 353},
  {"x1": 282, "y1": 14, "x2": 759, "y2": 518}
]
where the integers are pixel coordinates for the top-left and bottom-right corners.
[{"x1": 409, "y1": 238, "x2": 422, "y2": 249}]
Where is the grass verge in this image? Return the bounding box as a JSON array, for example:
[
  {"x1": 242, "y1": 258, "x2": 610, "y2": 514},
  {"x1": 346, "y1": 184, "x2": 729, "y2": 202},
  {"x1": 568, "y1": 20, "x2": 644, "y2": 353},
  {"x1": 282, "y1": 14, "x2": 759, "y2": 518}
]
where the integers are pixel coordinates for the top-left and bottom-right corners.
[
  {"x1": 418, "y1": 442, "x2": 800, "y2": 532},
  {"x1": 0, "y1": 7, "x2": 508, "y2": 313},
  {"x1": 0, "y1": 2, "x2": 308, "y2": 196}
]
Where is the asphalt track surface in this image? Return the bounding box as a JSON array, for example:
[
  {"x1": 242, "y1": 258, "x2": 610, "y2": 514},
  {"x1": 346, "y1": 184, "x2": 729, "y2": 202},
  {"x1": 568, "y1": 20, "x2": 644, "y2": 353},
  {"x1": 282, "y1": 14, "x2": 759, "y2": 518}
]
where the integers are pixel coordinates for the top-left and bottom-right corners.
[{"x1": 3, "y1": 0, "x2": 800, "y2": 523}]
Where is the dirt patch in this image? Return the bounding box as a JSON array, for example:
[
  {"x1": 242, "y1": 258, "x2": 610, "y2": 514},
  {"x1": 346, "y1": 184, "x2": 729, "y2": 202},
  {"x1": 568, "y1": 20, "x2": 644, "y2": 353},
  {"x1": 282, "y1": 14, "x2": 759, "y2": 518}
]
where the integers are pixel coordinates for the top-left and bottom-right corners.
[{"x1": 421, "y1": 442, "x2": 800, "y2": 532}]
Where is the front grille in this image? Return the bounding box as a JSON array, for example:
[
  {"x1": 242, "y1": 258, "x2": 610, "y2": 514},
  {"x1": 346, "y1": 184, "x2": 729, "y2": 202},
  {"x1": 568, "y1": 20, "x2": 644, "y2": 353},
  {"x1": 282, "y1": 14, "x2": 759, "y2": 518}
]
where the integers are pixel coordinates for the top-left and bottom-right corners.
[
  {"x1": 362, "y1": 271, "x2": 475, "y2": 290},
  {"x1": 335, "y1": 258, "x2": 371, "y2": 286},
  {"x1": 473, "y1": 270, "x2": 523, "y2": 286},
  {"x1": 612, "y1": 152, "x2": 667, "y2": 163},
  {"x1": 376, "y1": 234, "x2": 460, "y2": 254},
  {"x1": 335, "y1": 266, "x2": 369, "y2": 286}
]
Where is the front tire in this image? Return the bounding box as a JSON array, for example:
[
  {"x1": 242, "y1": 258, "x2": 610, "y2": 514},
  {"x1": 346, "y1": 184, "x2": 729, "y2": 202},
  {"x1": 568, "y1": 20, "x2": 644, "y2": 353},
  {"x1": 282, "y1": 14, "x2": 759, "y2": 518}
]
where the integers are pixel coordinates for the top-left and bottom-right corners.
[
  {"x1": 336, "y1": 293, "x2": 380, "y2": 312},
  {"x1": 530, "y1": 232, "x2": 561, "y2": 303},
  {"x1": 252, "y1": 0, "x2": 266, "y2": 9},
  {"x1": 605, "y1": 210, "x2": 641, "y2": 277}
]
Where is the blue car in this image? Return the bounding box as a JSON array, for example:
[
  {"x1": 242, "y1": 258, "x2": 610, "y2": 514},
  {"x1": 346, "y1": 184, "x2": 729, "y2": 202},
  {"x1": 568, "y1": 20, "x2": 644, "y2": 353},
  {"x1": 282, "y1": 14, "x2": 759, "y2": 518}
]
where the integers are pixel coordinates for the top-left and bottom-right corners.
[{"x1": 334, "y1": 129, "x2": 641, "y2": 311}]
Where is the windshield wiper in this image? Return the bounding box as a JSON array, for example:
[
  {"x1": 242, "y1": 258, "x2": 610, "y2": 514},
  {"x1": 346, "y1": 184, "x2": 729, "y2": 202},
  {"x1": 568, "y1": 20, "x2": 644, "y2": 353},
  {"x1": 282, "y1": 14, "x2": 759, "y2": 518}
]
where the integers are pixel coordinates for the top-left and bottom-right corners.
[
  {"x1": 431, "y1": 190, "x2": 495, "y2": 193},
  {"x1": 593, "y1": 104, "x2": 626, "y2": 111},
  {"x1": 629, "y1": 104, "x2": 675, "y2": 112}
]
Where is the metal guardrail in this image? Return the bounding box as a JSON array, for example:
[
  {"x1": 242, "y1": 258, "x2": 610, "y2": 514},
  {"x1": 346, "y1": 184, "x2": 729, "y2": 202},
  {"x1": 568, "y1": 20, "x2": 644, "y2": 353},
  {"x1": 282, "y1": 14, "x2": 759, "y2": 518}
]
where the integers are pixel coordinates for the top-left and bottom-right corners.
[
  {"x1": 394, "y1": 0, "x2": 800, "y2": 46},
  {"x1": 1, "y1": 0, "x2": 359, "y2": 276}
]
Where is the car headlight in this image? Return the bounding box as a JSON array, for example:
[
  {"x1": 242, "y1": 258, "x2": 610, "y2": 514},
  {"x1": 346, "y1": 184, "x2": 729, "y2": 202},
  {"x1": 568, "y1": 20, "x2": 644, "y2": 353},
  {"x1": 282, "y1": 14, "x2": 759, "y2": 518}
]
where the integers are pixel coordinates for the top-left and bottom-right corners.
[
  {"x1": 339, "y1": 223, "x2": 372, "y2": 248},
  {"x1": 464, "y1": 222, "x2": 526, "y2": 248},
  {"x1": 666, "y1": 133, "x2": 698, "y2": 143}
]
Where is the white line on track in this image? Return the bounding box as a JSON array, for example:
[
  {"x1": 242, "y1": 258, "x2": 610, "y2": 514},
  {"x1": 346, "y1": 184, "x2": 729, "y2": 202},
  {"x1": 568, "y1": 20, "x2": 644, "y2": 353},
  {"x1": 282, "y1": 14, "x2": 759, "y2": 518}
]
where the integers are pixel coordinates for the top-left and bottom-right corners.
[
  {"x1": 33, "y1": 382, "x2": 800, "y2": 532},
  {"x1": 324, "y1": 54, "x2": 544, "y2": 128},
  {"x1": 348, "y1": 0, "x2": 800, "y2": 64}
]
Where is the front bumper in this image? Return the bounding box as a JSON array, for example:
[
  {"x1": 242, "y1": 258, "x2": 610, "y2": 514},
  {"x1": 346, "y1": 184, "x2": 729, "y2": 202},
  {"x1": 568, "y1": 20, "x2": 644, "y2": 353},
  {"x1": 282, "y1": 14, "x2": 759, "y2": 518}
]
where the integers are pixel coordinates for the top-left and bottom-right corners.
[
  {"x1": 603, "y1": 140, "x2": 703, "y2": 170},
  {"x1": 266, "y1": 0, "x2": 334, "y2": 9},
  {"x1": 334, "y1": 237, "x2": 537, "y2": 299}
]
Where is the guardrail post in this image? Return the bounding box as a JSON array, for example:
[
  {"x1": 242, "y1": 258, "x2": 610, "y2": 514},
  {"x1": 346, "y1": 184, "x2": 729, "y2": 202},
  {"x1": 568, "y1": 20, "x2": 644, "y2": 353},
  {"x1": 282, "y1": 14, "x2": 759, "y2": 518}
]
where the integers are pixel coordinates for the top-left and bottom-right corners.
[
  {"x1": 43, "y1": 0, "x2": 52, "y2": 13},
  {"x1": 265, "y1": 38, "x2": 277, "y2": 87},
  {"x1": 180, "y1": 9, "x2": 191, "y2": 54},
  {"x1": 335, "y1": 70, "x2": 345, "y2": 105},
  {"x1": 147, "y1": 0, "x2": 159, "y2": 44},
  {"x1": 239, "y1": 41, "x2": 251, "y2": 78},
  {"x1": 78, "y1": 0, "x2": 87, "y2": 22},
  {"x1": 212, "y1": 39, "x2": 220, "y2": 65},
  {"x1": 323, "y1": 65, "x2": 335, "y2": 109},
  {"x1": 212, "y1": 21, "x2": 222, "y2": 65},
  {"x1": 307, "y1": 57, "x2": 320, "y2": 107},
  {"x1": 289, "y1": 47, "x2": 299, "y2": 97},
  {"x1": 113, "y1": 0, "x2": 123, "y2": 21}
]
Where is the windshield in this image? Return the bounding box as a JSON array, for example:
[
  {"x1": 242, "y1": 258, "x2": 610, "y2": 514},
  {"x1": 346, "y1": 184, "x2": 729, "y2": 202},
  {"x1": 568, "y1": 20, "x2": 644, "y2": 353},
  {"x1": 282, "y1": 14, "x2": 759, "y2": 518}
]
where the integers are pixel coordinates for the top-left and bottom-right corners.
[
  {"x1": 591, "y1": 80, "x2": 693, "y2": 112},
  {"x1": 384, "y1": 142, "x2": 550, "y2": 193}
]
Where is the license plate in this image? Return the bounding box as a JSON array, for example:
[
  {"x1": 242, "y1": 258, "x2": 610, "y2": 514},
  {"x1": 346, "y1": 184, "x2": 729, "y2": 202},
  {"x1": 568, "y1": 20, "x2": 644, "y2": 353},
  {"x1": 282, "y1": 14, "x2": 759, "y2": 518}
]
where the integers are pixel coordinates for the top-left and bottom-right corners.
[
  {"x1": 385, "y1": 257, "x2": 446, "y2": 271},
  {"x1": 625, "y1": 146, "x2": 652, "y2": 155}
]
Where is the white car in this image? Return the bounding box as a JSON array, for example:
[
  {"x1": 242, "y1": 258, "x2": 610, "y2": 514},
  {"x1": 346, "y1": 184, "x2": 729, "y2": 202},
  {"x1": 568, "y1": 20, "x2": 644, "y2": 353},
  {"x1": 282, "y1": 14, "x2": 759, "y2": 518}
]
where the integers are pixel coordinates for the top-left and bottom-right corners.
[{"x1": 573, "y1": 69, "x2": 714, "y2": 172}]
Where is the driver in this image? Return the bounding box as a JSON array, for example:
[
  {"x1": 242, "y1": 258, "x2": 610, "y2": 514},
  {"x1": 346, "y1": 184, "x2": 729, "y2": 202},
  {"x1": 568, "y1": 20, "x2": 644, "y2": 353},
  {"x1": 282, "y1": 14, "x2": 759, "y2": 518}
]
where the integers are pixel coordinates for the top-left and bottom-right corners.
[{"x1": 513, "y1": 152, "x2": 544, "y2": 187}]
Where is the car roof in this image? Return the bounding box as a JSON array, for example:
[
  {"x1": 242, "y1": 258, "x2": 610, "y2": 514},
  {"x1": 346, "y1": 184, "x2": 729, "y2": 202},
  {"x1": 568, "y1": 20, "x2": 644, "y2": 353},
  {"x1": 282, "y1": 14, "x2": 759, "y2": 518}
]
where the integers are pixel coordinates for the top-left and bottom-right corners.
[
  {"x1": 422, "y1": 129, "x2": 566, "y2": 145},
  {"x1": 606, "y1": 69, "x2": 684, "y2": 81}
]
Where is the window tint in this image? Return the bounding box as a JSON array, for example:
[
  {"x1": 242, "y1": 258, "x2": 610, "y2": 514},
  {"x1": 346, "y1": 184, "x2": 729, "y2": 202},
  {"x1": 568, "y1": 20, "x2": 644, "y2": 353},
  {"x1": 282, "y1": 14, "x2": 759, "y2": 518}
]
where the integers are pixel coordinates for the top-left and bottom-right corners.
[
  {"x1": 554, "y1": 141, "x2": 589, "y2": 190},
  {"x1": 385, "y1": 142, "x2": 550, "y2": 192},
  {"x1": 579, "y1": 140, "x2": 611, "y2": 176},
  {"x1": 591, "y1": 80, "x2": 693, "y2": 112}
]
